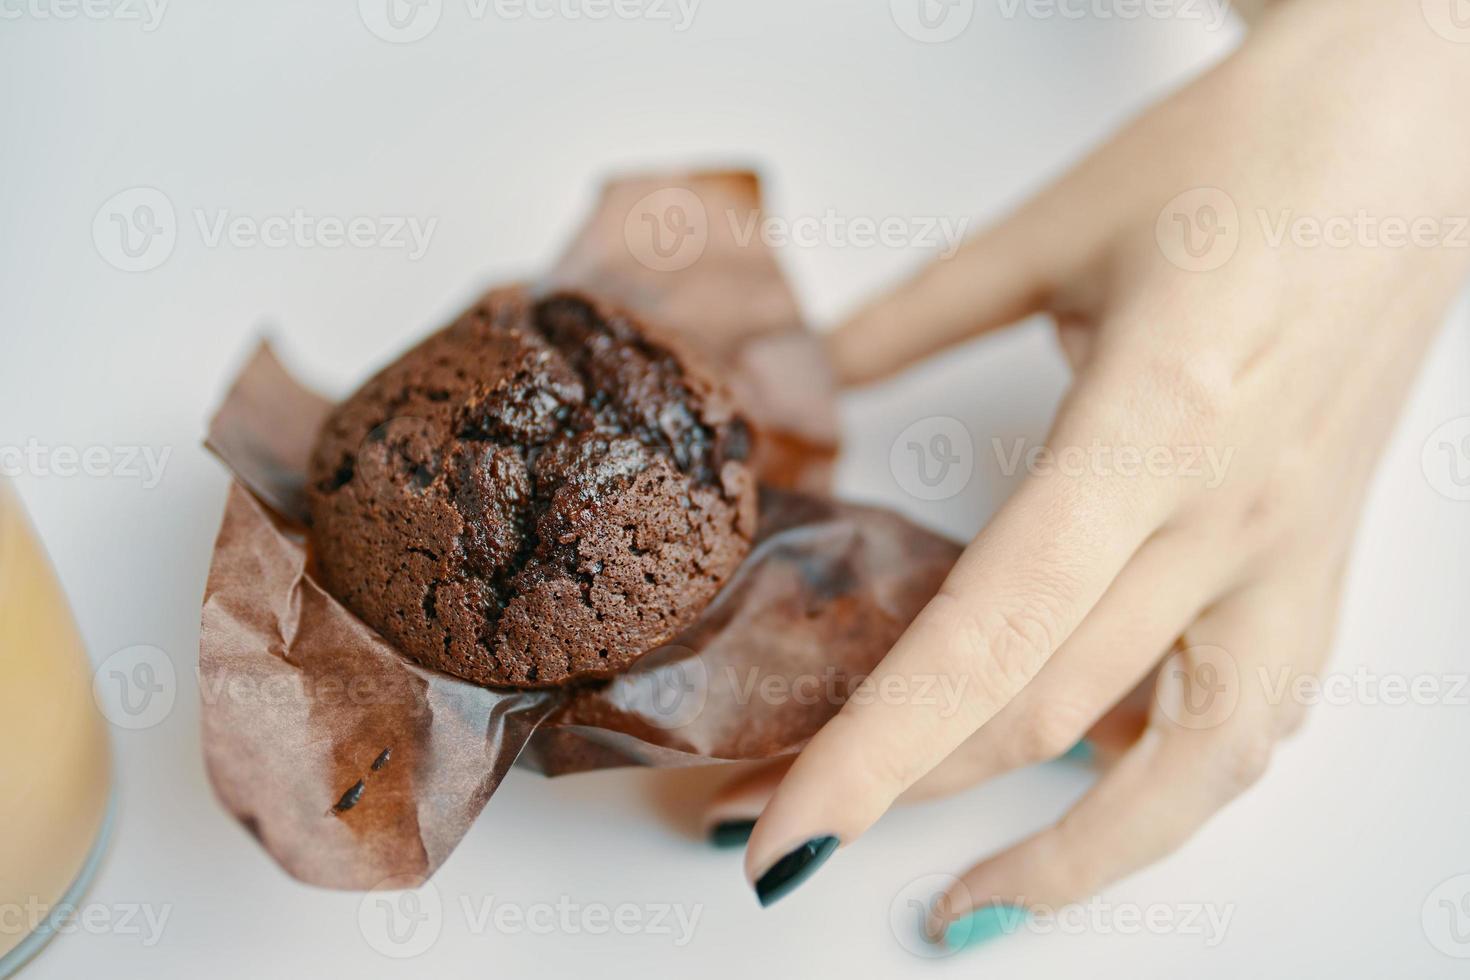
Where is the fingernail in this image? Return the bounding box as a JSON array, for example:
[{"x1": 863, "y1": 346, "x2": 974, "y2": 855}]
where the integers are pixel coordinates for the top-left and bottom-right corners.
[
  {"x1": 753, "y1": 835, "x2": 839, "y2": 907},
  {"x1": 942, "y1": 904, "x2": 1029, "y2": 950},
  {"x1": 707, "y1": 819, "x2": 756, "y2": 848},
  {"x1": 1060, "y1": 739, "x2": 1094, "y2": 764}
]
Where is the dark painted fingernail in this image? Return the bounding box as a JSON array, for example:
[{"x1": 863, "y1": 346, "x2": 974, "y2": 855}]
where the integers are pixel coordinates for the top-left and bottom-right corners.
[
  {"x1": 707, "y1": 819, "x2": 756, "y2": 848},
  {"x1": 754, "y1": 836, "x2": 839, "y2": 907}
]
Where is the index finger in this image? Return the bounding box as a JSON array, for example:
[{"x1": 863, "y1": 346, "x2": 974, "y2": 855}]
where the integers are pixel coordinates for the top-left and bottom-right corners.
[{"x1": 744, "y1": 375, "x2": 1178, "y2": 902}]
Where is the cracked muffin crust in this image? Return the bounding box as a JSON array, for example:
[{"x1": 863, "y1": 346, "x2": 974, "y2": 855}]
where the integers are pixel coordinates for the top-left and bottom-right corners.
[{"x1": 306, "y1": 287, "x2": 758, "y2": 688}]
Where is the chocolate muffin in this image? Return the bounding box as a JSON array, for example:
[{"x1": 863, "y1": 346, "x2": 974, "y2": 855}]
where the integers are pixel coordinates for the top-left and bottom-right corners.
[{"x1": 306, "y1": 287, "x2": 757, "y2": 688}]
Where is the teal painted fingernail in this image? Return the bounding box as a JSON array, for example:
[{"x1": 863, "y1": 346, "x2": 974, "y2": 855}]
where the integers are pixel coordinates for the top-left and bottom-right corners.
[
  {"x1": 943, "y1": 904, "x2": 1029, "y2": 950},
  {"x1": 707, "y1": 819, "x2": 755, "y2": 848},
  {"x1": 1060, "y1": 739, "x2": 1094, "y2": 764}
]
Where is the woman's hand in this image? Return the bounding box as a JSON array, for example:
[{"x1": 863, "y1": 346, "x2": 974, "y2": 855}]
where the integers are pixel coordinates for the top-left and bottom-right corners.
[{"x1": 717, "y1": 0, "x2": 1470, "y2": 938}]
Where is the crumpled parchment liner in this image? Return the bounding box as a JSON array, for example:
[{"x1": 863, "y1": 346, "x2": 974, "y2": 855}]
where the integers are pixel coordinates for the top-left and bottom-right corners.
[{"x1": 200, "y1": 171, "x2": 958, "y2": 890}]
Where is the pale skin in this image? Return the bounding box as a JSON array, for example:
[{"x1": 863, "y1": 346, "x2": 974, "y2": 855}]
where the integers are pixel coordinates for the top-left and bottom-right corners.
[{"x1": 699, "y1": 0, "x2": 1470, "y2": 933}]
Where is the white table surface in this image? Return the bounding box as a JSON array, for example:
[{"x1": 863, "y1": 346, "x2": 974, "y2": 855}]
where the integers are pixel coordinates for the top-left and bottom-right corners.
[{"x1": 4, "y1": 2, "x2": 1469, "y2": 976}]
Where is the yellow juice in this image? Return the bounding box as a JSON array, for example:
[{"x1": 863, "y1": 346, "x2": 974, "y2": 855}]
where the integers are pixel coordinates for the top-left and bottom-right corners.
[{"x1": 0, "y1": 482, "x2": 112, "y2": 974}]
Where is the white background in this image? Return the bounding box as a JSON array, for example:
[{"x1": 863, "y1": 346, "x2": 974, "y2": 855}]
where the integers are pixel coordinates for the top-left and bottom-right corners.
[{"x1": 3, "y1": 0, "x2": 1469, "y2": 976}]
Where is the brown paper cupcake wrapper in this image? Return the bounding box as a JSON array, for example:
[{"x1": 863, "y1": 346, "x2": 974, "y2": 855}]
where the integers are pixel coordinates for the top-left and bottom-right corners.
[{"x1": 199, "y1": 171, "x2": 958, "y2": 890}]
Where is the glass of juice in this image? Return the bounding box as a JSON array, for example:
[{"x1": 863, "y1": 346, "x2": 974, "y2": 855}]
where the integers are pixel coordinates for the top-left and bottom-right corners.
[{"x1": 0, "y1": 481, "x2": 113, "y2": 976}]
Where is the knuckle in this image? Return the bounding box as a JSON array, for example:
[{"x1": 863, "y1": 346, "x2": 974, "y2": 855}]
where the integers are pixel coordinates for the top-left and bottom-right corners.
[
  {"x1": 927, "y1": 590, "x2": 1063, "y2": 705},
  {"x1": 1015, "y1": 698, "x2": 1095, "y2": 765},
  {"x1": 1041, "y1": 819, "x2": 1104, "y2": 897},
  {"x1": 864, "y1": 743, "x2": 924, "y2": 796},
  {"x1": 916, "y1": 593, "x2": 988, "y2": 690},
  {"x1": 824, "y1": 712, "x2": 927, "y2": 800},
  {"x1": 1239, "y1": 448, "x2": 1316, "y2": 539},
  {"x1": 1137, "y1": 349, "x2": 1235, "y2": 445},
  {"x1": 1212, "y1": 729, "x2": 1275, "y2": 794},
  {"x1": 991, "y1": 604, "x2": 1064, "y2": 676}
]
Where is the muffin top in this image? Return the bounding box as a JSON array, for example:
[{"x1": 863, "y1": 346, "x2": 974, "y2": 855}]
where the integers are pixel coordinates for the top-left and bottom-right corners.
[{"x1": 306, "y1": 287, "x2": 757, "y2": 688}]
